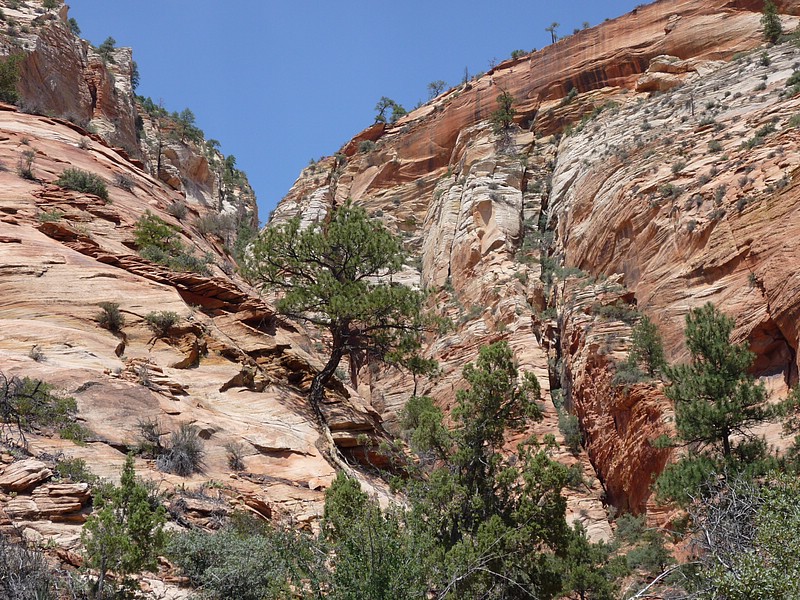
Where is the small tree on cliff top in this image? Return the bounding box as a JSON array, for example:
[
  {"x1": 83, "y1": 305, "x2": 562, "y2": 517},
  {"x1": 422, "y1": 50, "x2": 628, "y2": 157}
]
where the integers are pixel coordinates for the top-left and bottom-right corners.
[{"x1": 243, "y1": 202, "x2": 430, "y2": 425}]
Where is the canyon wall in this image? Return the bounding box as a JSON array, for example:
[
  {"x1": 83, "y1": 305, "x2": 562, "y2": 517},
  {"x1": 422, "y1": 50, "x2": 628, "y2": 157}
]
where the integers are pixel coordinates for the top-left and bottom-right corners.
[{"x1": 2, "y1": 0, "x2": 800, "y2": 591}]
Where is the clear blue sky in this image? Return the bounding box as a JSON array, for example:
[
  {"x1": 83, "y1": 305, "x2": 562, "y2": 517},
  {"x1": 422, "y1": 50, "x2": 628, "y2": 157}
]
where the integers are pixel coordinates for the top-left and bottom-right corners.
[{"x1": 68, "y1": 0, "x2": 645, "y2": 222}]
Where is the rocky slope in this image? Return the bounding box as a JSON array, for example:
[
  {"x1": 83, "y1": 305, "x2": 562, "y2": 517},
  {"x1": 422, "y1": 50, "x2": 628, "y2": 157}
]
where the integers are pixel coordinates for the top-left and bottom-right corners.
[
  {"x1": 2, "y1": 0, "x2": 800, "y2": 594},
  {"x1": 0, "y1": 0, "x2": 393, "y2": 588}
]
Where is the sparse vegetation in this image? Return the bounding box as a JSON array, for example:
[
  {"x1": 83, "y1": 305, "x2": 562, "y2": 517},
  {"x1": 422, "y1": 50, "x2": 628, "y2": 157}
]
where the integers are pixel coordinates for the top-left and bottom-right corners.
[
  {"x1": 196, "y1": 212, "x2": 235, "y2": 239},
  {"x1": 17, "y1": 149, "x2": 35, "y2": 180},
  {"x1": 166, "y1": 200, "x2": 188, "y2": 220},
  {"x1": 0, "y1": 531, "x2": 56, "y2": 599},
  {"x1": 96, "y1": 36, "x2": 116, "y2": 63},
  {"x1": 54, "y1": 456, "x2": 99, "y2": 484},
  {"x1": 133, "y1": 211, "x2": 211, "y2": 274},
  {"x1": 169, "y1": 514, "x2": 323, "y2": 600},
  {"x1": 224, "y1": 441, "x2": 246, "y2": 471},
  {"x1": 427, "y1": 80, "x2": 447, "y2": 99},
  {"x1": 761, "y1": 0, "x2": 782, "y2": 43},
  {"x1": 373, "y1": 96, "x2": 406, "y2": 124},
  {"x1": 0, "y1": 372, "x2": 89, "y2": 448},
  {"x1": 37, "y1": 208, "x2": 63, "y2": 222},
  {"x1": 95, "y1": 301, "x2": 125, "y2": 333},
  {"x1": 558, "y1": 412, "x2": 582, "y2": 454},
  {"x1": 358, "y1": 139, "x2": 376, "y2": 153},
  {"x1": 55, "y1": 167, "x2": 109, "y2": 201},
  {"x1": 82, "y1": 455, "x2": 167, "y2": 597},
  {"x1": 156, "y1": 423, "x2": 205, "y2": 476},
  {"x1": 68, "y1": 17, "x2": 80, "y2": 36},
  {"x1": 655, "y1": 303, "x2": 772, "y2": 505},
  {"x1": 0, "y1": 52, "x2": 23, "y2": 104},
  {"x1": 144, "y1": 310, "x2": 179, "y2": 337},
  {"x1": 490, "y1": 90, "x2": 516, "y2": 133},
  {"x1": 114, "y1": 172, "x2": 134, "y2": 192}
]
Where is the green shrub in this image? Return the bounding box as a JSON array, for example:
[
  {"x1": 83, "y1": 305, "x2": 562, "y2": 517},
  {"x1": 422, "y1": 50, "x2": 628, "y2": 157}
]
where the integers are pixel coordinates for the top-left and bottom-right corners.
[
  {"x1": 0, "y1": 53, "x2": 22, "y2": 104},
  {"x1": 144, "y1": 311, "x2": 179, "y2": 337},
  {"x1": 197, "y1": 212, "x2": 235, "y2": 238},
  {"x1": 17, "y1": 149, "x2": 35, "y2": 180},
  {"x1": 625, "y1": 533, "x2": 671, "y2": 575},
  {"x1": 135, "y1": 418, "x2": 165, "y2": 458},
  {"x1": 43, "y1": 0, "x2": 59, "y2": 8},
  {"x1": 54, "y1": 456, "x2": 99, "y2": 484},
  {"x1": 96, "y1": 36, "x2": 116, "y2": 63},
  {"x1": 358, "y1": 140, "x2": 376, "y2": 153},
  {"x1": 134, "y1": 212, "x2": 179, "y2": 250},
  {"x1": 224, "y1": 442, "x2": 245, "y2": 471},
  {"x1": 169, "y1": 514, "x2": 324, "y2": 600},
  {"x1": 95, "y1": 301, "x2": 124, "y2": 333},
  {"x1": 558, "y1": 412, "x2": 581, "y2": 454},
  {"x1": 612, "y1": 360, "x2": 647, "y2": 387},
  {"x1": 594, "y1": 301, "x2": 639, "y2": 324},
  {"x1": 761, "y1": 0, "x2": 782, "y2": 43},
  {"x1": 0, "y1": 372, "x2": 88, "y2": 447},
  {"x1": 55, "y1": 168, "x2": 109, "y2": 201},
  {"x1": 82, "y1": 455, "x2": 166, "y2": 597},
  {"x1": 615, "y1": 513, "x2": 645, "y2": 544},
  {"x1": 627, "y1": 315, "x2": 665, "y2": 377},
  {"x1": 134, "y1": 212, "x2": 211, "y2": 275},
  {"x1": 36, "y1": 209, "x2": 63, "y2": 223},
  {"x1": 671, "y1": 160, "x2": 687, "y2": 175},
  {"x1": 114, "y1": 173, "x2": 134, "y2": 192},
  {"x1": 166, "y1": 200, "x2": 187, "y2": 221},
  {"x1": 139, "y1": 245, "x2": 212, "y2": 275}
]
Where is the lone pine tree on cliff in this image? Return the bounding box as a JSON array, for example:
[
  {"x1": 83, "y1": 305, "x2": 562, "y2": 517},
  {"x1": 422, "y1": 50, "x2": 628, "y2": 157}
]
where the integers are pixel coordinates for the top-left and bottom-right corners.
[
  {"x1": 243, "y1": 201, "x2": 431, "y2": 429},
  {"x1": 655, "y1": 303, "x2": 771, "y2": 504}
]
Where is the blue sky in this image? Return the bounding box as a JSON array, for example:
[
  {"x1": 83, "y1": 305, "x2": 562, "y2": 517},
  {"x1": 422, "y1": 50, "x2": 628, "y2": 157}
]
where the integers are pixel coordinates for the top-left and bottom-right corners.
[{"x1": 68, "y1": 1, "x2": 645, "y2": 222}]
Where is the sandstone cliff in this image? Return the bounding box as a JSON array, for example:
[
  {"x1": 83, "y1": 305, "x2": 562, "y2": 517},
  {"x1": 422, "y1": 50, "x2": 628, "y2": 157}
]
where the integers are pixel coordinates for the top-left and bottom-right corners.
[
  {"x1": 273, "y1": 0, "x2": 800, "y2": 523},
  {"x1": 1, "y1": 0, "x2": 256, "y2": 231},
  {"x1": 2, "y1": 0, "x2": 800, "y2": 594}
]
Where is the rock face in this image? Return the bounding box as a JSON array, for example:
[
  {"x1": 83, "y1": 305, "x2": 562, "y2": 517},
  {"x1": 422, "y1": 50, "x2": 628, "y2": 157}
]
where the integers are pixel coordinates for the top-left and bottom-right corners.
[
  {"x1": 2, "y1": 0, "x2": 800, "y2": 589},
  {"x1": 0, "y1": 459, "x2": 52, "y2": 492},
  {"x1": 0, "y1": 1, "x2": 396, "y2": 559},
  {"x1": 1, "y1": 0, "x2": 257, "y2": 230},
  {"x1": 272, "y1": 0, "x2": 800, "y2": 528}
]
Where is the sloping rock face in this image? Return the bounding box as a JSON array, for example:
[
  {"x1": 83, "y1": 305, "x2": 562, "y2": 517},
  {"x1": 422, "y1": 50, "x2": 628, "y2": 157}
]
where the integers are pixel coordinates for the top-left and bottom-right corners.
[
  {"x1": 1, "y1": 0, "x2": 257, "y2": 230},
  {"x1": 0, "y1": 7, "x2": 392, "y2": 559},
  {"x1": 273, "y1": 0, "x2": 800, "y2": 526}
]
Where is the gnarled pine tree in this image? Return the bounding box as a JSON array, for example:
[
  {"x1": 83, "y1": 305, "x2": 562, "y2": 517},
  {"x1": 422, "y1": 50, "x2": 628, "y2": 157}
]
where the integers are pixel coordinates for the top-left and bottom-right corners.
[{"x1": 244, "y1": 202, "x2": 429, "y2": 428}]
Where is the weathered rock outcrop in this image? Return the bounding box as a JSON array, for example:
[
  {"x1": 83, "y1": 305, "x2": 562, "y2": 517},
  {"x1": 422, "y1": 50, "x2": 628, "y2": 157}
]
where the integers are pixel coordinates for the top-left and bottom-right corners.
[
  {"x1": 1, "y1": 0, "x2": 257, "y2": 230},
  {"x1": 0, "y1": 44, "x2": 390, "y2": 556}
]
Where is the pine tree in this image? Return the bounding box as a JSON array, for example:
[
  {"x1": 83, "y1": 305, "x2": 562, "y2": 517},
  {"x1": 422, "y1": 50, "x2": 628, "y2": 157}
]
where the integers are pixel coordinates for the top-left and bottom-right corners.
[
  {"x1": 656, "y1": 303, "x2": 769, "y2": 503},
  {"x1": 761, "y1": 0, "x2": 782, "y2": 43},
  {"x1": 82, "y1": 455, "x2": 166, "y2": 596},
  {"x1": 629, "y1": 314, "x2": 666, "y2": 377},
  {"x1": 243, "y1": 202, "x2": 430, "y2": 426},
  {"x1": 490, "y1": 91, "x2": 516, "y2": 133}
]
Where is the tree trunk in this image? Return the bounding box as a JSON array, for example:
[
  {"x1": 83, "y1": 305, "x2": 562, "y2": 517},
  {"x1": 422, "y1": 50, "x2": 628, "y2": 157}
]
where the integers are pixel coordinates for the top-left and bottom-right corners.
[
  {"x1": 307, "y1": 326, "x2": 359, "y2": 477},
  {"x1": 722, "y1": 427, "x2": 731, "y2": 458},
  {"x1": 308, "y1": 344, "x2": 345, "y2": 428}
]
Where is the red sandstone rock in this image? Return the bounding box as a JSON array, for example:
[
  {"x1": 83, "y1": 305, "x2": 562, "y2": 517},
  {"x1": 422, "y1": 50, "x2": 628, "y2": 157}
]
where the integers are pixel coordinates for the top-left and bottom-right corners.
[{"x1": 0, "y1": 460, "x2": 52, "y2": 493}]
